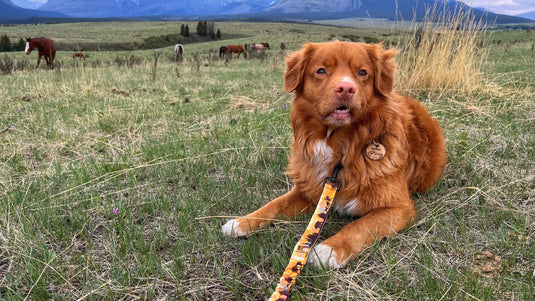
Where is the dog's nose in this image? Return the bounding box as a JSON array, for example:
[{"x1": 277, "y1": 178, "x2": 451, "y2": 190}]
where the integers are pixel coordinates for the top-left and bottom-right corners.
[{"x1": 334, "y1": 82, "x2": 356, "y2": 99}]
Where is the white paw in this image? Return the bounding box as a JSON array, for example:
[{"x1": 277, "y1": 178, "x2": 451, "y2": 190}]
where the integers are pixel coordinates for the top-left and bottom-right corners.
[
  {"x1": 307, "y1": 244, "x2": 344, "y2": 269},
  {"x1": 221, "y1": 219, "x2": 247, "y2": 237}
]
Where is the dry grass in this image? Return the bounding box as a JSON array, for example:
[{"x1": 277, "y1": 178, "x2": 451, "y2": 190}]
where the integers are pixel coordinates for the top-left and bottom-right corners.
[{"x1": 394, "y1": 2, "x2": 488, "y2": 96}]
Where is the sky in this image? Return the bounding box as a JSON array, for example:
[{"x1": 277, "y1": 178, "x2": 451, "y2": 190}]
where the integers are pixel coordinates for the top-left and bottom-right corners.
[
  {"x1": 459, "y1": 0, "x2": 534, "y2": 15},
  {"x1": 12, "y1": 0, "x2": 535, "y2": 16}
]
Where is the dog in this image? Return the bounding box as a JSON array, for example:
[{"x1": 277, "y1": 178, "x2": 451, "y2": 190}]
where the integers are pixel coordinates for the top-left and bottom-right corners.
[{"x1": 222, "y1": 41, "x2": 446, "y2": 268}]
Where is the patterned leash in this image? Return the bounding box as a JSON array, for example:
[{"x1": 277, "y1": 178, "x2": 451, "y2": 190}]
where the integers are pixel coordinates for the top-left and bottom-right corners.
[{"x1": 269, "y1": 164, "x2": 342, "y2": 301}]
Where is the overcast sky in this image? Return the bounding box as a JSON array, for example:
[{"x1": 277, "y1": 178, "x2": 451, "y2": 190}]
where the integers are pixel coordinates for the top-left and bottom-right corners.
[
  {"x1": 14, "y1": 0, "x2": 535, "y2": 16},
  {"x1": 459, "y1": 0, "x2": 534, "y2": 15}
]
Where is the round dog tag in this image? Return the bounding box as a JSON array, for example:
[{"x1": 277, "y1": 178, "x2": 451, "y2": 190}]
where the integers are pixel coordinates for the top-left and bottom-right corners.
[{"x1": 366, "y1": 142, "x2": 386, "y2": 160}]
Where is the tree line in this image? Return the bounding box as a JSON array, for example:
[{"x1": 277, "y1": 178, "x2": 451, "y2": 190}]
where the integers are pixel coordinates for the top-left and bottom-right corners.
[
  {"x1": 0, "y1": 35, "x2": 25, "y2": 52},
  {"x1": 180, "y1": 21, "x2": 221, "y2": 39}
]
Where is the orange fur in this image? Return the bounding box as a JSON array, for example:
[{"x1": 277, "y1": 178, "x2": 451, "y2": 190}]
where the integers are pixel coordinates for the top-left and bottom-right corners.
[{"x1": 222, "y1": 41, "x2": 446, "y2": 268}]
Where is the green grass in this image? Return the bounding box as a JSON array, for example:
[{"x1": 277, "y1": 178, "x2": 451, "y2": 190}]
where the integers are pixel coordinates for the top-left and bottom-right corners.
[{"x1": 0, "y1": 20, "x2": 534, "y2": 300}]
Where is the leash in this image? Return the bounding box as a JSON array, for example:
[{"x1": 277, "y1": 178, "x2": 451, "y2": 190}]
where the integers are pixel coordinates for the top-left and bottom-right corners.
[{"x1": 269, "y1": 164, "x2": 343, "y2": 301}]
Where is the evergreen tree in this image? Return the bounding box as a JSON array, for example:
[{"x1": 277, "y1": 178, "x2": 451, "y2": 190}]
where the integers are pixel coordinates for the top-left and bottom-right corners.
[
  {"x1": 207, "y1": 22, "x2": 215, "y2": 39},
  {"x1": 202, "y1": 21, "x2": 208, "y2": 37},
  {"x1": 196, "y1": 21, "x2": 203, "y2": 36},
  {"x1": 216, "y1": 29, "x2": 221, "y2": 39},
  {"x1": 0, "y1": 35, "x2": 11, "y2": 52},
  {"x1": 185, "y1": 25, "x2": 190, "y2": 37},
  {"x1": 180, "y1": 24, "x2": 185, "y2": 36}
]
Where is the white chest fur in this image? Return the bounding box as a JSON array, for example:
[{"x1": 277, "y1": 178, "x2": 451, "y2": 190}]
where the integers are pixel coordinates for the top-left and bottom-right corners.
[{"x1": 312, "y1": 139, "x2": 333, "y2": 183}]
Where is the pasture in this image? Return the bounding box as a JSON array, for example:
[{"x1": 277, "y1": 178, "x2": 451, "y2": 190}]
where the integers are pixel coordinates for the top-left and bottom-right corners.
[{"x1": 0, "y1": 20, "x2": 534, "y2": 300}]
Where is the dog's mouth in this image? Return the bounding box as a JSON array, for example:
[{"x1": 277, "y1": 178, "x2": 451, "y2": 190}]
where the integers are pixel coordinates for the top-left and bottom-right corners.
[{"x1": 327, "y1": 105, "x2": 351, "y2": 120}]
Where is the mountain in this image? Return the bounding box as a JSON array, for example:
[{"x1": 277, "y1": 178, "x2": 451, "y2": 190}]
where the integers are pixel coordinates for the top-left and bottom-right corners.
[
  {"x1": 0, "y1": 0, "x2": 67, "y2": 21},
  {"x1": 517, "y1": 11, "x2": 535, "y2": 21},
  {"x1": 38, "y1": 0, "x2": 275, "y2": 18},
  {"x1": 2, "y1": 0, "x2": 532, "y2": 24},
  {"x1": 11, "y1": 0, "x2": 44, "y2": 9},
  {"x1": 263, "y1": 0, "x2": 532, "y2": 24}
]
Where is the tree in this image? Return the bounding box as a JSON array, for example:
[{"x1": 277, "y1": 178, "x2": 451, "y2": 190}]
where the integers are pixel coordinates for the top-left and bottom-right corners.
[
  {"x1": 216, "y1": 29, "x2": 221, "y2": 39},
  {"x1": 0, "y1": 35, "x2": 11, "y2": 52},
  {"x1": 180, "y1": 24, "x2": 185, "y2": 36},
  {"x1": 207, "y1": 21, "x2": 215, "y2": 39},
  {"x1": 14, "y1": 38, "x2": 25, "y2": 51},
  {"x1": 185, "y1": 25, "x2": 190, "y2": 37},
  {"x1": 196, "y1": 21, "x2": 205, "y2": 36}
]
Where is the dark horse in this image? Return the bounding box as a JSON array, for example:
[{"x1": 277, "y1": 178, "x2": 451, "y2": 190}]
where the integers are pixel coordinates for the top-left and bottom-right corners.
[
  {"x1": 226, "y1": 45, "x2": 247, "y2": 59},
  {"x1": 174, "y1": 43, "x2": 184, "y2": 62},
  {"x1": 219, "y1": 46, "x2": 228, "y2": 59},
  {"x1": 25, "y1": 37, "x2": 56, "y2": 69}
]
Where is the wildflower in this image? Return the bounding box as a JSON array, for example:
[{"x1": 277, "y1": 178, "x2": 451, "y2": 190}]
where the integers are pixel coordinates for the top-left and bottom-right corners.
[
  {"x1": 10, "y1": 126, "x2": 16, "y2": 130},
  {"x1": 112, "y1": 208, "x2": 119, "y2": 214}
]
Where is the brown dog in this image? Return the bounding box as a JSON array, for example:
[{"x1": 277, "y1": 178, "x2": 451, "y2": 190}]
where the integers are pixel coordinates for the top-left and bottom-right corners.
[{"x1": 222, "y1": 41, "x2": 446, "y2": 268}]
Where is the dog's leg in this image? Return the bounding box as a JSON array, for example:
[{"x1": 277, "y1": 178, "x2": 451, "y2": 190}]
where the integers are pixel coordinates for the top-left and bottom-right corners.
[
  {"x1": 308, "y1": 200, "x2": 416, "y2": 268},
  {"x1": 222, "y1": 187, "x2": 313, "y2": 237}
]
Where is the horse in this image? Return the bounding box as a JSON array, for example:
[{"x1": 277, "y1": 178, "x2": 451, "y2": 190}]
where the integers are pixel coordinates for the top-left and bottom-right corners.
[
  {"x1": 174, "y1": 43, "x2": 184, "y2": 62},
  {"x1": 219, "y1": 46, "x2": 228, "y2": 59},
  {"x1": 245, "y1": 43, "x2": 256, "y2": 51},
  {"x1": 280, "y1": 42, "x2": 286, "y2": 51},
  {"x1": 226, "y1": 45, "x2": 247, "y2": 59},
  {"x1": 261, "y1": 42, "x2": 270, "y2": 50},
  {"x1": 72, "y1": 52, "x2": 85, "y2": 60},
  {"x1": 25, "y1": 37, "x2": 56, "y2": 69},
  {"x1": 254, "y1": 44, "x2": 265, "y2": 52}
]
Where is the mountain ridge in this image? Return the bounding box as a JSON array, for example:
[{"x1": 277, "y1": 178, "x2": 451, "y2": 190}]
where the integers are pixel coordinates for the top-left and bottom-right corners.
[{"x1": 1, "y1": 0, "x2": 533, "y2": 24}]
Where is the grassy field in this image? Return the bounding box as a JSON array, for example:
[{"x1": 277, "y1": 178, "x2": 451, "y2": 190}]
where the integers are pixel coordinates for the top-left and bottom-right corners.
[{"x1": 0, "y1": 20, "x2": 534, "y2": 300}]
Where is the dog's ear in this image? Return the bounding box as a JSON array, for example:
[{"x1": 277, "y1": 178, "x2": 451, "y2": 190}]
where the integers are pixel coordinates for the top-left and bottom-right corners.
[
  {"x1": 283, "y1": 46, "x2": 309, "y2": 93},
  {"x1": 367, "y1": 44, "x2": 399, "y2": 97}
]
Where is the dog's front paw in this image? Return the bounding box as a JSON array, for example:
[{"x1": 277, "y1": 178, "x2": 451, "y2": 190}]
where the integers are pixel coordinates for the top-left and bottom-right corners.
[
  {"x1": 221, "y1": 219, "x2": 248, "y2": 237},
  {"x1": 308, "y1": 244, "x2": 346, "y2": 269}
]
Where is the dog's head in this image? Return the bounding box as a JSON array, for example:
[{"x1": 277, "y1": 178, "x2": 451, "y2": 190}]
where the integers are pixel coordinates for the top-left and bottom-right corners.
[{"x1": 284, "y1": 41, "x2": 399, "y2": 128}]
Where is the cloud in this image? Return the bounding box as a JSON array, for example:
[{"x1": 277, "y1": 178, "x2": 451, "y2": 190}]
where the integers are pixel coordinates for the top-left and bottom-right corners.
[{"x1": 460, "y1": 0, "x2": 535, "y2": 15}]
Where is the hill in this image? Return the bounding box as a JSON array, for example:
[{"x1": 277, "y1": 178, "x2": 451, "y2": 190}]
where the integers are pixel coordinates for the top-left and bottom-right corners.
[
  {"x1": 517, "y1": 11, "x2": 535, "y2": 21},
  {"x1": 262, "y1": 0, "x2": 532, "y2": 24},
  {"x1": 38, "y1": 0, "x2": 274, "y2": 18},
  {"x1": 0, "y1": 0, "x2": 66, "y2": 21},
  {"x1": 1, "y1": 0, "x2": 533, "y2": 24}
]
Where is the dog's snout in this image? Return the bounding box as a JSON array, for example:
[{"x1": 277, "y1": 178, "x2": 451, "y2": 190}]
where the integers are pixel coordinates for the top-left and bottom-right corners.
[{"x1": 334, "y1": 82, "x2": 356, "y2": 99}]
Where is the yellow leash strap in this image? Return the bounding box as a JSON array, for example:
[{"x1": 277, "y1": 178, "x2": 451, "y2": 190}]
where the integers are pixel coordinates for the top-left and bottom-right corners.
[{"x1": 269, "y1": 165, "x2": 342, "y2": 301}]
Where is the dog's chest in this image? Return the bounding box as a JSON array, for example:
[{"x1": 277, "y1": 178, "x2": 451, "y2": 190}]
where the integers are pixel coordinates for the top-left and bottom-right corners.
[{"x1": 311, "y1": 139, "x2": 334, "y2": 181}]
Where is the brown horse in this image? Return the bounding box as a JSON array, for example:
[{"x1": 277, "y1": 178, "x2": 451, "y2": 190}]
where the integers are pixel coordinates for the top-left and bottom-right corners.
[
  {"x1": 226, "y1": 45, "x2": 247, "y2": 59},
  {"x1": 72, "y1": 52, "x2": 85, "y2": 60},
  {"x1": 25, "y1": 37, "x2": 56, "y2": 69},
  {"x1": 261, "y1": 42, "x2": 270, "y2": 50}
]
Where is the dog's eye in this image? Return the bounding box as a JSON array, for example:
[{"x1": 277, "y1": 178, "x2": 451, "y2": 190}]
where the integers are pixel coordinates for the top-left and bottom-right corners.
[
  {"x1": 357, "y1": 69, "x2": 368, "y2": 77},
  {"x1": 316, "y1": 68, "x2": 327, "y2": 75}
]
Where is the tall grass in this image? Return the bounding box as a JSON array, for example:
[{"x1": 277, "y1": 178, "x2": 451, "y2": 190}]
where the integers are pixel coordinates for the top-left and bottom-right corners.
[{"x1": 394, "y1": 2, "x2": 488, "y2": 96}]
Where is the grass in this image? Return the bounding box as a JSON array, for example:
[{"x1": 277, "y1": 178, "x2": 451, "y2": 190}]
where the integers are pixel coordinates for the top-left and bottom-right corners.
[{"x1": 0, "y1": 18, "x2": 534, "y2": 300}]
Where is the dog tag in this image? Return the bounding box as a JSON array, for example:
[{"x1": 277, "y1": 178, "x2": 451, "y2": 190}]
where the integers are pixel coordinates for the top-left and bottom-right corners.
[{"x1": 366, "y1": 142, "x2": 385, "y2": 160}]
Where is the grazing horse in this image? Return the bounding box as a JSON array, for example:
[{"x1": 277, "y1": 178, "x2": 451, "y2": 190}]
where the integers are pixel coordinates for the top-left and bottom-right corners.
[
  {"x1": 245, "y1": 43, "x2": 256, "y2": 51},
  {"x1": 261, "y1": 42, "x2": 270, "y2": 50},
  {"x1": 174, "y1": 43, "x2": 184, "y2": 62},
  {"x1": 219, "y1": 46, "x2": 228, "y2": 59},
  {"x1": 25, "y1": 37, "x2": 56, "y2": 69},
  {"x1": 280, "y1": 42, "x2": 286, "y2": 51},
  {"x1": 254, "y1": 44, "x2": 265, "y2": 52},
  {"x1": 72, "y1": 52, "x2": 85, "y2": 60},
  {"x1": 226, "y1": 45, "x2": 247, "y2": 59}
]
